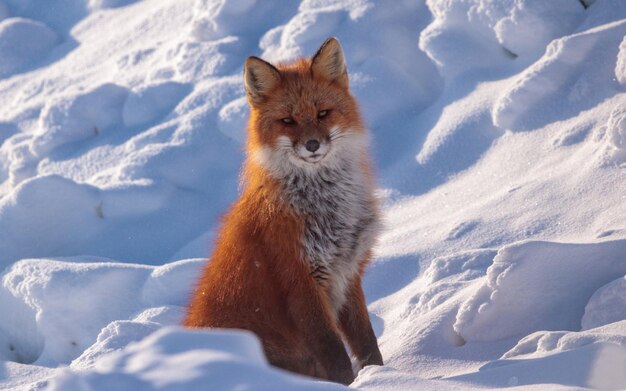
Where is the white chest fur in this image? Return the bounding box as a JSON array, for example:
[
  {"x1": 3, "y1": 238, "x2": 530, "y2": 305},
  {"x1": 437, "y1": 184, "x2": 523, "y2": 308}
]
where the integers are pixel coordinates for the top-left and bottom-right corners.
[
  {"x1": 253, "y1": 130, "x2": 380, "y2": 316},
  {"x1": 281, "y1": 159, "x2": 379, "y2": 316}
]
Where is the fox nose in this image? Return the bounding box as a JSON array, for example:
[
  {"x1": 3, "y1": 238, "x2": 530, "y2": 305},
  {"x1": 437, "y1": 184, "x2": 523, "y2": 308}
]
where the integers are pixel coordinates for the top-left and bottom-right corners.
[{"x1": 305, "y1": 139, "x2": 320, "y2": 152}]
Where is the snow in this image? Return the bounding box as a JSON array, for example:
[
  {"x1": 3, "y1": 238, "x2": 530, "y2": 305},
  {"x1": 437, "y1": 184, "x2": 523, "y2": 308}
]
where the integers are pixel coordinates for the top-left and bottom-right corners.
[
  {"x1": 48, "y1": 327, "x2": 348, "y2": 391},
  {"x1": 494, "y1": 0, "x2": 584, "y2": 59},
  {"x1": 0, "y1": 3, "x2": 9, "y2": 21},
  {"x1": 0, "y1": 0, "x2": 624, "y2": 390},
  {"x1": 603, "y1": 105, "x2": 626, "y2": 166},
  {"x1": 617, "y1": 35, "x2": 626, "y2": 85},
  {"x1": 454, "y1": 239, "x2": 626, "y2": 342},
  {"x1": 122, "y1": 81, "x2": 190, "y2": 128},
  {"x1": 583, "y1": 278, "x2": 626, "y2": 330},
  {"x1": 0, "y1": 18, "x2": 60, "y2": 78},
  {"x1": 493, "y1": 17, "x2": 626, "y2": 132},
  {"x1": 454, "y1": 342, "x2": 626, "y2": 390},
  {"x1": 33, "y1": 83, "x2": 129, "y2": 156},
  {"x1": 0, "y1": 257, "x2": 203, "y2": 367}
]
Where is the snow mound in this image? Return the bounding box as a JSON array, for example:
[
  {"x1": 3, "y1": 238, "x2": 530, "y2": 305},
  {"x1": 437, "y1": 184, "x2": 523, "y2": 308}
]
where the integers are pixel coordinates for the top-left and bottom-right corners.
[
  {"x1": 122, "y1": 81, "x2": 190, "y2": 128},
  {"x1": 32, "y1": 84, "x2": 129, "y2": 157},
  {"x1": 454, "y1": 341, "x2": 626, "y2": 390},
  {"x1": 454, "y1": 239, "x2": 626, "y2": 342},
  {"x1": 0, "y1": 257, "x2": 203, "y2": 367},
  {"x1": 70, "y1": 319, "x2": 162, "y2": 371},
  {"x1": 420, "y1": 0, "x2": 583, "y2": 78},
  {"x1": 483, "y1": 322, "x2": 626, "y2": 389},
  {"x1": 503, "y1": 320, "x2": 626, "y2": 360},
  {"x1": 47, "y1": 327, "x2": 346, "y2": 391},
  {"x1": 583, "y1": 277, "x2": 626, "y2": 330},
  {"x1": 1, "y1": 259, "x2": 151, "y2": 365},
  {"x1": 420, "y1": 0, "x2": 513, "y2": 79},
  {"x1": 493, "y1": 19, "x2": 626, "y2": 131},
  {"x1": 0, "y1": 176, "x2": 102, "y2": 268},
  {"x1": 0, "y1": 17, "x2": 60, "y2": 77},
  {"x1": 0, "y1": 167, "x2": 213, "y2": 267},
  {"x1": 190, "y1": 0, "x2": 297, "y2": 44},
  {"x1": 366, "y1": 249, "x2": 493, "y2": 378},
  {"x1": 494, "y1": 0, "x2": 583, "y2": 58}
]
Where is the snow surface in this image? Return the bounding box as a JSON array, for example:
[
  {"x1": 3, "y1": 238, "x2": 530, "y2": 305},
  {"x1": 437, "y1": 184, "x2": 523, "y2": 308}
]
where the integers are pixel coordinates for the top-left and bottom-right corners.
[
  {"x1": 0, "y1": 18, "x2": 60, "y2": 78},
  {"x1": 0, "y1": 0, "x2": 625, "y2": 390}
]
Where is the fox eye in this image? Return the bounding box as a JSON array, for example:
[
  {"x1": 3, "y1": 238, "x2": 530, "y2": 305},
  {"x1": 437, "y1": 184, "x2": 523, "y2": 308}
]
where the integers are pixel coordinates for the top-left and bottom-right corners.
[
  {"x1": 281, "y1": 117, "x2": 295, "y2": 125},
  {"x1": 318, "y1": 110, "x2": 329, "y2": 119}
]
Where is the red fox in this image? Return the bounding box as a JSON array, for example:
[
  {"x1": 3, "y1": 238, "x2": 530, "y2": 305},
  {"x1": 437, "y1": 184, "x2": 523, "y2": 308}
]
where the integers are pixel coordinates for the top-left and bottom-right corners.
[{"x1": 184, "y1": 37, "x2": 383, "y2": 384}]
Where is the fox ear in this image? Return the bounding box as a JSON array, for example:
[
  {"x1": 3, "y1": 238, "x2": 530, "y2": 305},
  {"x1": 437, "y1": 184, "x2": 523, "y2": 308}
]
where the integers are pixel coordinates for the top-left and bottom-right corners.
[
  {"x1": 244, "y1": 56, "x2": 281, "y2": 105},
  {"x1": 311, "y1": 37, "x2": 348, "y2": 89}
]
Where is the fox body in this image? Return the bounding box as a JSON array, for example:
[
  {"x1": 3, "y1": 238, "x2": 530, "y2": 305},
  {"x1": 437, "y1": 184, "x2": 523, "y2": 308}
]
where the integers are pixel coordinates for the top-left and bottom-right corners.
[{"x1": 184, "y1": 38, "x2": 383, "y2": 384}]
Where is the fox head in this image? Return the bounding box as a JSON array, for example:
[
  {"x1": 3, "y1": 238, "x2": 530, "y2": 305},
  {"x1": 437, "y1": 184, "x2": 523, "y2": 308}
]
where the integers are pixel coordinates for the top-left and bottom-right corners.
[{"x1": 243, "y1": 37, "x2": 366, "y2": 176}]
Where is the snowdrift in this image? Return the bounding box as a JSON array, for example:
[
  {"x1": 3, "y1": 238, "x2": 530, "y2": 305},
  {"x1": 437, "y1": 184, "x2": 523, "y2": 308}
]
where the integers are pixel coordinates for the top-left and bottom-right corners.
[{"x1": 0, "y1": 0, "x2": 625, "y2": 390}]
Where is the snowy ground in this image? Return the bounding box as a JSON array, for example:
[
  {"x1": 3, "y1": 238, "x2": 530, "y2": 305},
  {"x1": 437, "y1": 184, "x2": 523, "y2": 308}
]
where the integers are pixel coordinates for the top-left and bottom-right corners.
[{"x1": 0, "y1": 0, "x2": 625, "y2": 389}]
